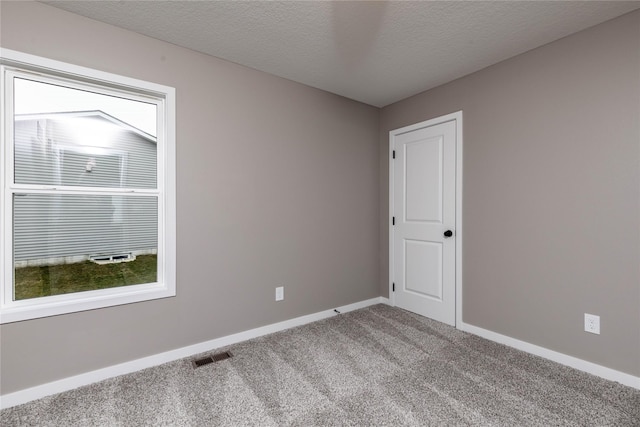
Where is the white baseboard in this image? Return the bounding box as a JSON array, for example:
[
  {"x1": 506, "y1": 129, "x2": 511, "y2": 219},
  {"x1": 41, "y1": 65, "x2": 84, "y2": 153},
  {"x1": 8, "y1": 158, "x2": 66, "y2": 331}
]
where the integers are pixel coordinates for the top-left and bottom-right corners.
[
  {"x1": 5, "y1": 298, "x2": 633, "y2": 410},
  {"x1": 0, "y1": 297, "x2": 387, "y2": 410},
  {"x1": 460, "y1": 322, "x2": 640, "y2": 390}
]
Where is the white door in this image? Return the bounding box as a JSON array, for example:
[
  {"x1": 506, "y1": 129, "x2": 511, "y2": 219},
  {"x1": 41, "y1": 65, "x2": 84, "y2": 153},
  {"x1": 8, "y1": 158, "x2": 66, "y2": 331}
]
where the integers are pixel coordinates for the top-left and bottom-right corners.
[{"x1": 391, "y1": 117, "x2": 457, "y2": 326}]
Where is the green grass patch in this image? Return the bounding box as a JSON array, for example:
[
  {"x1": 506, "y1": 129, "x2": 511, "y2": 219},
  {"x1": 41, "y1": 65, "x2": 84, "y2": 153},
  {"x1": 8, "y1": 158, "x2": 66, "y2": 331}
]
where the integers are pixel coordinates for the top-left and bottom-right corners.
[{"x1": 14, "y1": 254, "x2": 157, "y2": 300}]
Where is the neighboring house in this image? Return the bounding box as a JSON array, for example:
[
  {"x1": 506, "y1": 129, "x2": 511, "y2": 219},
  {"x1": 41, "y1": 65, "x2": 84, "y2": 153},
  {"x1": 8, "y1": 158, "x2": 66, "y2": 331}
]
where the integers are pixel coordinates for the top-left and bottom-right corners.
[{"x1": 13, "y1": 111, "x2": 158, "y2": 267}]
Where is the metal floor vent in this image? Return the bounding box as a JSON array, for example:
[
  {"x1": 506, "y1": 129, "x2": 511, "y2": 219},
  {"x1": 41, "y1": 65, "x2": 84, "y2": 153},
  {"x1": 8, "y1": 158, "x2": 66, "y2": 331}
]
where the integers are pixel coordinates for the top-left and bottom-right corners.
[{"x1": 192, "y1": 351, "x2": 233, "y2": 368}]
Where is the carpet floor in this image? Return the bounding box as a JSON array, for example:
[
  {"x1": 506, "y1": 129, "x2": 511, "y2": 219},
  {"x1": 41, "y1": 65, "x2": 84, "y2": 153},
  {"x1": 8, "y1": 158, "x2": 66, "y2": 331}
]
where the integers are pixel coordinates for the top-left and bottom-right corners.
[{"x1": 2, "y1": 304, "x2": 639, "y2": 426}]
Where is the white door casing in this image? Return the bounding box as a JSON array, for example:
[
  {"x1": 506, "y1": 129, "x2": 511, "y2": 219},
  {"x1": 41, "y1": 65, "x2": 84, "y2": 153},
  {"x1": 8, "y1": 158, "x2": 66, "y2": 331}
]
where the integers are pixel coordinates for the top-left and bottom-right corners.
[{"x1": 389, "y1": 112, "x2": 462, "y2": 327}]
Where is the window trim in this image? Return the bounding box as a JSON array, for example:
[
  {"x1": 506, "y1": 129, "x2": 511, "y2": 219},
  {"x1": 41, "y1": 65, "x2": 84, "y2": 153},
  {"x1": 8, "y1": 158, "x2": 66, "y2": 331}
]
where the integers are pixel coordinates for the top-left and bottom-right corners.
[{"x1": 0, "y1": 48, "x2": 176, "y2": 324}]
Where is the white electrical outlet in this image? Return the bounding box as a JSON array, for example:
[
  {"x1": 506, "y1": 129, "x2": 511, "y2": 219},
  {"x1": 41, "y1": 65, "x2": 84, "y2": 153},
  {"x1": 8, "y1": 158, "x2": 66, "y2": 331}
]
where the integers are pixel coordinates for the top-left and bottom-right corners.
[
  {"x1": 584, "y1": 313, "x2": 600, "y2": 334},
  {"x1": 275, "y1": 286, "x2": 284, "y2": 301}
]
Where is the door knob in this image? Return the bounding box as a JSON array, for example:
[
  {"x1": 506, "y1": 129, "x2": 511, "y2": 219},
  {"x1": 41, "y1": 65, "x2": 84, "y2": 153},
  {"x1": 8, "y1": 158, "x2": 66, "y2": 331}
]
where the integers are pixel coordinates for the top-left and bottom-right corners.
[{"x1": 444, "y1": 230, "x2": 453, "y2": 238}]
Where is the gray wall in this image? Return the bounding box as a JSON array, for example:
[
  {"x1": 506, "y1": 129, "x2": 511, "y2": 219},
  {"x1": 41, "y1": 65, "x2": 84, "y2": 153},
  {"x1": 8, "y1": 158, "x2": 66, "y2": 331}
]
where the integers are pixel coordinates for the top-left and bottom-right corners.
[
  {"x1": 1, "y1": 1, "x2": 638, "y2": 397},
  {"x1": 0, "y1": 2, "x2": 379, "y2": 394},
  {"x1": 380, "y1": 10, "x2": 640, "y2": 376}
]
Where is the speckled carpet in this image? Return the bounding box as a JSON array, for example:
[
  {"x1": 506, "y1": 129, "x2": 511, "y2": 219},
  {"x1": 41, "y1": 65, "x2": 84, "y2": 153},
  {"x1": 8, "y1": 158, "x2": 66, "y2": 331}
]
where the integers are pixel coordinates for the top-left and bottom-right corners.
[{"x1": 2, "y1": 304, "x2": 639, "y2": 426}]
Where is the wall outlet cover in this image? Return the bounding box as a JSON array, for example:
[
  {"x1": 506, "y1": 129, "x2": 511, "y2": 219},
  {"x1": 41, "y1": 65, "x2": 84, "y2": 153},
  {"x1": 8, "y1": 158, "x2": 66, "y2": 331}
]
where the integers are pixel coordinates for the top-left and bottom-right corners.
[
  {"x1": 584, "y1": 313, "x2": 600, "y2": 335},
  {"x1": 275, "y1": 286, "x2": 284, "y2": 301}
]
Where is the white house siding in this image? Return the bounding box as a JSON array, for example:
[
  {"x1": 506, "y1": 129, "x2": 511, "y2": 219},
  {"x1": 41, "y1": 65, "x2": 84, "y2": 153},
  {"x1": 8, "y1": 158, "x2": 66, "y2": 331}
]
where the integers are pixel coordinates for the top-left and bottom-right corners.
[{"x1": 13, "y1": 114, "x2": 158, "y2": 266}]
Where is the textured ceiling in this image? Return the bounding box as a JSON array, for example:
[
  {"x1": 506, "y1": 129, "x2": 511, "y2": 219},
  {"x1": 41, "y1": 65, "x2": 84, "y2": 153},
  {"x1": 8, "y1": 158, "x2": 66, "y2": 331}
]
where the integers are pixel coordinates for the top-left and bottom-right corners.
[{"x1": 42, "y1": 1, "x2": 640, "y2": 107}]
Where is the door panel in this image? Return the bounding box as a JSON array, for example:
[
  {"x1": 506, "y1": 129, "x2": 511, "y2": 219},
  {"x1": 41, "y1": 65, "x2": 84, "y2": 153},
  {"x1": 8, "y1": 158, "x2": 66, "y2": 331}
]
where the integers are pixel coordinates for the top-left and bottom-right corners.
[
  {"x1": 404, "y1": 239, "x2": 442, "y2": 300},
  {"x1": 405, "y1": 135, "x2": 442, "y2": 222},
  {"x1": 392, "y1": 119, "x2": 456, "y2": 326}
]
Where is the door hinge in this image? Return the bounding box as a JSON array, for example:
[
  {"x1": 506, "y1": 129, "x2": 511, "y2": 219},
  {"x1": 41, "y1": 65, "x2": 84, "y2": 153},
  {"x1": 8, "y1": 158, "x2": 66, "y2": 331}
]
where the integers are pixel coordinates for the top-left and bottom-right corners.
[
  {"x1": 392, "y1": 283, "x2": 395, "y2": 292},
  {"x1": 392, "y1": 150, "x2": 396, "y2": 159},
  {"x1": 392, "y1": 216, "x2": 395, "y2": 225}
]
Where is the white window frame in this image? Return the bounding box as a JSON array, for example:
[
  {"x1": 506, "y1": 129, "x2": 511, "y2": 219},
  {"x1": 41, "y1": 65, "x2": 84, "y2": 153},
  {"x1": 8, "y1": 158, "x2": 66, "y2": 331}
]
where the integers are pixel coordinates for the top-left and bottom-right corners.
[{"x1": 0, "y1": 49, "x2": 176, "y2": 324}]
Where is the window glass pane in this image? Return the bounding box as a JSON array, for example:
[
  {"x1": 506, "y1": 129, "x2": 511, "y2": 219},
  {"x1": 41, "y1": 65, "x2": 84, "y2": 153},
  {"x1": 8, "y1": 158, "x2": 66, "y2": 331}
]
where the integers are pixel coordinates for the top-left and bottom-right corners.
[
  {"x1": 13, "y1": 193, "x2": 158, "y2": 300},
  {"x1": 13, "y1": 78, "x2": 157, "y2": 189}
]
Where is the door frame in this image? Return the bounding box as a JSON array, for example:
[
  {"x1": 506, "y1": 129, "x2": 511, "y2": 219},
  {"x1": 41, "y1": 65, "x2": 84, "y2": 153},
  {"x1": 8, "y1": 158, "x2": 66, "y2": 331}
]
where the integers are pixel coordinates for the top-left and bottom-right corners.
[{"x1": 389, "y1": 111, "x2": 463, "y2": 328}]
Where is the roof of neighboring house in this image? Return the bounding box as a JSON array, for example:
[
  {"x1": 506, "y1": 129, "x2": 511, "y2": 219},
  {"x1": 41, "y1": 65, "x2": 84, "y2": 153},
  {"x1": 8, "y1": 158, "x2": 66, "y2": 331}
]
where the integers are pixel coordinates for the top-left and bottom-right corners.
[{"x1": 14, "y1": 110, "x2": 157, "y2": 143}]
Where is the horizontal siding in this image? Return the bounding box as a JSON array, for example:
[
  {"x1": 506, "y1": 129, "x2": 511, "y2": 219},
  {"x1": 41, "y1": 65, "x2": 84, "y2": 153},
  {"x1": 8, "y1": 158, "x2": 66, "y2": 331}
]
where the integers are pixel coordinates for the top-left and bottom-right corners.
[
  {"x1": 14, "y1": 194, "x2": 157, "y2": 262},
  {"x1": 14, "y1": 117, "x2": 157, "y2": 189},
  {"x1": 12, "y1": 116, "x2": 158, "y2": 265}
]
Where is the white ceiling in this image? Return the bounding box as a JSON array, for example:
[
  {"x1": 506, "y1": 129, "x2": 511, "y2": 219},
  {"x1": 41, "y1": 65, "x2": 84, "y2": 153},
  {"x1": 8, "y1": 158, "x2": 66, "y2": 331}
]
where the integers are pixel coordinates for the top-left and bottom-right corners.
[{"x1": 42, "y1": 1, "x2": 640, "y2": 107}]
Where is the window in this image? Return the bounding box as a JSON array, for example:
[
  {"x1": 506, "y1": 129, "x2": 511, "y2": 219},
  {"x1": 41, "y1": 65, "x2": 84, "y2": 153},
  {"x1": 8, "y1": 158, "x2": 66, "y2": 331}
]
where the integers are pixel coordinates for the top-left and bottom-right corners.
[{"x1": 1, "y1": 49, "x2": 176, "y2": 323}]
